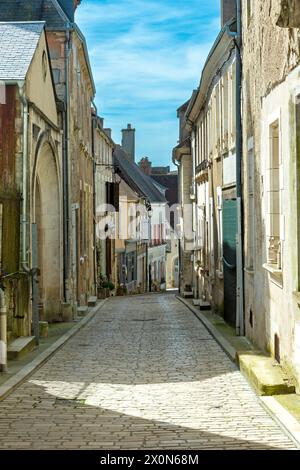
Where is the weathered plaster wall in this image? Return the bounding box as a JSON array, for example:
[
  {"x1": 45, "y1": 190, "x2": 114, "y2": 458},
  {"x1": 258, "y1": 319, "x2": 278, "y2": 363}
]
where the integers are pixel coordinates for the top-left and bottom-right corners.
[
  {"x1": 46, "y1": 28, "x2": 95, "y2": 307},
  {"x1": 242, "y1": 0, "x2": 300, "y2": 386},
  {"x1": 26, "y1": 31, "x2": 58, "y2": 126}
]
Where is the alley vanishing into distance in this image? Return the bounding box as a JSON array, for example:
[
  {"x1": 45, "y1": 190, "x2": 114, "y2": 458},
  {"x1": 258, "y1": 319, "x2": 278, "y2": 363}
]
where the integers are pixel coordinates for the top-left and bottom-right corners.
[{"x1": 0, "y1": 293, "x2": 296, "y2": 450}]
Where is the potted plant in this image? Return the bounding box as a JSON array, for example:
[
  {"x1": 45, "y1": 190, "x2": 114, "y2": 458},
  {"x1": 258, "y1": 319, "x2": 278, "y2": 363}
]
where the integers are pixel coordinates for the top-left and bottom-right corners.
[{"x1": 97, "y1": 274, "x2": 110, "y2": 299}]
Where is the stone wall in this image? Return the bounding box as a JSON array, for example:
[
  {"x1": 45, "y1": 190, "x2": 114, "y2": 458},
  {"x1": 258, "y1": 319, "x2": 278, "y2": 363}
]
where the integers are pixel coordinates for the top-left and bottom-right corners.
[{"x1": 242, "y1": 0, "x2": 300, "y2": 387}]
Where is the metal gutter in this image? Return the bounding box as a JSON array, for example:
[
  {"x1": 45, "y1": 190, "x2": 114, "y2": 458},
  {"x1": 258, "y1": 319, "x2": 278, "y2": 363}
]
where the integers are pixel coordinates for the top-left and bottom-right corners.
[
  {"x1": 224, "y1": 1, "x2": 244, "y2": 336},
  {"x1": 235, "y1": 0, "x2": 245, "y2": 336}
]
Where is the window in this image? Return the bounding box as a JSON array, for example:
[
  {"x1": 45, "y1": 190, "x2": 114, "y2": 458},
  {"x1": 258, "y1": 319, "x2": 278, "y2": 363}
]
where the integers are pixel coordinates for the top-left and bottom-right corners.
[
  {"x1": 222, "y1": 72, "x2": 229, "y2": 149},
  {"x1": 216, "y1": 187, "x2": 223, "y2": 274},
  {"x1": 42, "y1": 51, "x2": 47, "y2": 81},
  {"x1": 215, "y1": 84, "x2": 221, "y2": 152},
  {"x1": 295, "y1": 95, "x2": 300, "y2": 289},
  {"x1": 247, "y1": 0, "x2": 252, "y2": 26},
  {"x1": 230, "y1": 62, "x2": 236, "y2": 147},
  {"x1": 267, "y1": 120, "x2": 281, "y2": 268},
  {"x1": 247, "y1": 138, "x2": 255, "y2": 270}
]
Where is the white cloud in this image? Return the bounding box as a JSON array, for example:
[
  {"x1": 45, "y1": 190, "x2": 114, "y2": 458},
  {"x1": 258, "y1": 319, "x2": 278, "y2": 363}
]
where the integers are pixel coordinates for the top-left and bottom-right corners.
[{"x1": 76, "y1": 0, "x2": 220, "y2": 164}]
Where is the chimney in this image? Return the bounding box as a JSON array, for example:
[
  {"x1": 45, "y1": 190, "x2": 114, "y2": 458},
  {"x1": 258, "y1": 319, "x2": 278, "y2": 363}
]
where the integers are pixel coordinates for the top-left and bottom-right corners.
[
  {"x1": 58, "y1": 1, "x2": 81, "y2": 22},
  {"x1": 221, "y1": 0, "x2": 236, "y2": 27},
  {"x1": 104, "y1": 128, "x2": 112, "y2": 139},
  {"x1": 121, "y1": 124, "x2": 135, "y2": 162},
  {"x1": 139, "y1": 157, "x2": 152, "y2": 176}
]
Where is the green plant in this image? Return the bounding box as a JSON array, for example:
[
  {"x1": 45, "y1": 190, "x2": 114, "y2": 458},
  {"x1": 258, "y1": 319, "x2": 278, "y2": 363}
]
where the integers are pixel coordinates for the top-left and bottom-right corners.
[{"x1": 101, "y1": 281, "x2": 115, "y2": 291}]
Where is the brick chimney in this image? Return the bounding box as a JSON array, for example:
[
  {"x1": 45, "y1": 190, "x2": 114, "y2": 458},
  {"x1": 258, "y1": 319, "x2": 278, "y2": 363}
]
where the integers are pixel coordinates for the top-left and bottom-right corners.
[
  {"x1": 58, "y1": 1, "x2": 81, "y2": 21},
  {"x1": 139, "y1": 157, "x2": 152, "y2": 176},
  {"x1": 121, "y1": 124, "x2": 135, "y2": 162},
  {"x1": 221, "y1": 0, "x2": 236, "y2": 27}
]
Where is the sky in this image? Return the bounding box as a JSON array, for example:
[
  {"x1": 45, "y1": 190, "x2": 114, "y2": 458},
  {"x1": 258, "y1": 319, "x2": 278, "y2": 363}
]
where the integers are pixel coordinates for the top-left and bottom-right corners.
[{"x1": 76, "y1": 0, "x2": 221, "y2": 167}]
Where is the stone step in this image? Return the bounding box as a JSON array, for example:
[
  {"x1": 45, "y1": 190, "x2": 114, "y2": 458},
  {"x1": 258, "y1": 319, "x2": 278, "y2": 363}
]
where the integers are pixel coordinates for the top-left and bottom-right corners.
[
  {"x1": 193, "y1": 299, "x2": 201, "y2": 306},
  {"x1": 238, "y1": 351, "x2": 296, "y2": 396},
  {"x1": 7, "y1": 336, "x2": 36, "y2": 360},
  {"x1": 87, "y1": 296, "x2": 97, "y2": 307},
  {"x1": 199, "y1": 301, "x2": 211, "y2": 311},
  {"x1": 39, "y1": 321, "x2": 49, "y2": 339},
  {"x1": 7, "y1": 331, "x2": 14, "y2": 344},
  {"x1": 182, "y1": 291, "x2": 193, "y2": 299},
  {"x1": 77, "y1": 306, "x2": 88, "y2": 317}
]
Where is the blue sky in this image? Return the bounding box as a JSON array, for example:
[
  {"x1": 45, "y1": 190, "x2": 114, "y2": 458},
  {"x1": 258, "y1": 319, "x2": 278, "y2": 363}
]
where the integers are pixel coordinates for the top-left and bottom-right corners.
[{"x1": 76, "y1": 0, "x2": 221, "y2": 167}]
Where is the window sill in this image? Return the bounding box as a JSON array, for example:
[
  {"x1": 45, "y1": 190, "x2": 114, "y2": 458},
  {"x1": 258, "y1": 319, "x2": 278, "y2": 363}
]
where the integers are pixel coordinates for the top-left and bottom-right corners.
[
  {"x1": 292, "y1": 292, "x2": 300, "y2": 306},
  {"x1": 262, "y1": 263, "x2": 282, "y2": 275},
  {"x1": 245, "y1": 267, "x2": 255, "y2": 275},
  {"x1": 262, "y1": 263, "x2": 283, "y2": 287}
]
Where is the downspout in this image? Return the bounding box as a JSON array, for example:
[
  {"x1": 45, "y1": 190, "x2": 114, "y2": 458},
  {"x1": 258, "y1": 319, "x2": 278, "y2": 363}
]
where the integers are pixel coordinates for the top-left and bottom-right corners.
[
  {"x1": 172, "y1": 151, "x2": 181, "y2": 293},
  {"x1": 18, "y1": 83, "x2": 29, "y2": 273},
  {"x1": 0, "y1": 288, "x2": 7, "y2": 372},
  {"x1": 19, "y1": 83, "x2": 40, "y2": 343},
  {"x1": 91, "y1": 99, "x2": 97, "y2": 295},
  {"x1": 226, "y1": 1, "x2": 244, "y2": 335},
  {"x1": 63, "y1": 26, "x2": 71, "y2": 303}
]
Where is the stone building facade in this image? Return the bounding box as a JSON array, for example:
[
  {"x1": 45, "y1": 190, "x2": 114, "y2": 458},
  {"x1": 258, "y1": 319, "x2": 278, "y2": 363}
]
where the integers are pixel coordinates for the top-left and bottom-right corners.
[
  {"x1": 185, "y1": 23, "x2": 237, "y2": 320},
  {"x1": 94, "y1": 116, "x2": 118, "y2": 295},
  {"x1": 173, "y1": 101, "x2": 193, "y2": 295},
  {"x1": 0, "y1": 1, "x2": 97, "y2": 312},
  {"x1": 241, "y1": 0, "x2": 300, "y2": 389},
  {"x1": 0, "y1": 22, "x2": 63, "y2": 368}
]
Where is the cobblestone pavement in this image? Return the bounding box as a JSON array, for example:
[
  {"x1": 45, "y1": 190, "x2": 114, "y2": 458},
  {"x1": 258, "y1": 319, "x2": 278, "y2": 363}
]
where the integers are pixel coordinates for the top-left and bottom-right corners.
[{"x1": 0, "y1": 294, "x2": 296, "y2": 450}]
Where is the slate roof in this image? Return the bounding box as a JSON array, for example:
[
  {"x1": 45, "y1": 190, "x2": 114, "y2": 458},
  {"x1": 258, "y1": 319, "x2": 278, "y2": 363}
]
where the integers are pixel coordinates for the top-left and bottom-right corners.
[
  {"x1": 151, "y1": 174, "x2": 179, "y2": 206},
  {"x1": 114, "y1": 146, "x2": 167, "y2": 204},
  {"x1": 0, "y1": 22, "x2": 44, "y2": 80},
  {"x1": 0, "y1": 1, "x2": 68, "y2": 29},
  {"x1": 0, "y1": 1, "x2": 96, "y2": 94}
]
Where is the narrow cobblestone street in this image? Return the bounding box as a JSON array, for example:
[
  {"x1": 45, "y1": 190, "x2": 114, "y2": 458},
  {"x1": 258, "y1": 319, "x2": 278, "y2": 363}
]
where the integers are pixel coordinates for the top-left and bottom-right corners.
[{"x1": 0, "y1": 294, "x2": 296, "y2": 450}]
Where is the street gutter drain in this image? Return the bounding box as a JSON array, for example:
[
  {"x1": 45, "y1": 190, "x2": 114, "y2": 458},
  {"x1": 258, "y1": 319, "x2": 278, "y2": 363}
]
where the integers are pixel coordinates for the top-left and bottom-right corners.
[
  {"x1": 55, "y1": 398, "x2": 86, "y2": 407},
  {"x1": 131, "y1": 319, "x2": 158, "y2": 322}
]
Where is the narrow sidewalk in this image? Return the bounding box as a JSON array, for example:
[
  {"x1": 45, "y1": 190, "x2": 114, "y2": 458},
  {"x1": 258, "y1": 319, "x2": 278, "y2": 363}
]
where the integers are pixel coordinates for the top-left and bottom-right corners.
[
  {"x1": 0, "y1": 300, "x2": 107, "y2": 401},
  {"x1": 177, "y1": 296, "x2": 300, "y2": 446}
]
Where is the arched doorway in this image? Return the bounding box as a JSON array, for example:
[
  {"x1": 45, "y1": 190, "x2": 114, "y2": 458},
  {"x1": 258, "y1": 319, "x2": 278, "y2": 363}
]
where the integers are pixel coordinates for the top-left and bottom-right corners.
[{"x1": 34, "y1": 141, "x2": 61, "y2": 321}]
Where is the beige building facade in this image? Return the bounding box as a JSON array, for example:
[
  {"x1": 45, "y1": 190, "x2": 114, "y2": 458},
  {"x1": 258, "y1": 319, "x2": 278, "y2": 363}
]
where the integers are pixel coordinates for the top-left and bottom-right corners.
[
  {"x1": 0, "y1": 23, "x2": 63, "y2": 369},
  {"x1": 242, "y1": 0, "x2": 300, "y2": 390},
  {"x1": 174, "y1": 16, "x2": 238, "y2": 319},
  {"x1": 94, "y1": 117, "x2": 118, "y2": 295}
]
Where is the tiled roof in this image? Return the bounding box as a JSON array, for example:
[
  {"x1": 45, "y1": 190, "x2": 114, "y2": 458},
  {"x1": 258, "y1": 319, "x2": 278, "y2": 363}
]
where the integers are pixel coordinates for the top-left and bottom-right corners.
[
  {"x1": 0, "y1": 22, "x2": 44, "y2": 80},
  {"x1": 114, "y1": 146, "x2": 167, "y2": 204},
  {"x1": 0, "y1": 1, "x2": 68, "y2": 29}
]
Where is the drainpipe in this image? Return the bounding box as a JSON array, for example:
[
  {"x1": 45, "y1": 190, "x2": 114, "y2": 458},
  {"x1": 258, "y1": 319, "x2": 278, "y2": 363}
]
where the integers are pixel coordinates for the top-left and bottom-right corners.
[
  {"x1": 0, "y1": 288, "x2": 7, "y2": 372},
  {"x1": 91, "y1": 99, "x2": 97, "y2": 295},
  {"x1": 18, "y1": 83, "x2": 29, "y2": 273},
  {"x1": 19, "y1": 84, "x2": 40, "y2": 342},
  {"x1": 172, "y1": 151, "x2": 181, "y2": 293},
  {"x1": 63, "y1": 26, "x2": 72, "y2": 303},
  {"x1": 226, "y1": 1, "x2": 244, "y2": 336}
]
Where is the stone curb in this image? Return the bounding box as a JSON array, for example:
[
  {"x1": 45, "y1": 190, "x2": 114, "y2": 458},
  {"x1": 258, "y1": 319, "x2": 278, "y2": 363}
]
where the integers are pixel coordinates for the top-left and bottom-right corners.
[
  {"x1": 176, "y1": 295, "x2": 300, "y2": 448},
  {"x1": 176, "y1": 296, "x2": 236, "y2": 362},
  {"x1": 260, "y1": 397, "x2": 300, "y2": 449},
  {"x1": 0, "y1": 299, "x2": 108, "y2": 402}
]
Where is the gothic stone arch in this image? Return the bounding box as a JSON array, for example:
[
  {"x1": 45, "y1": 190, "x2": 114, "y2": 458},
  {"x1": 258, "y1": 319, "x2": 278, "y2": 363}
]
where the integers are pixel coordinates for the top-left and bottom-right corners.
[{"x1": 33, "y1": 134, "x2": 62, "y2": 321}]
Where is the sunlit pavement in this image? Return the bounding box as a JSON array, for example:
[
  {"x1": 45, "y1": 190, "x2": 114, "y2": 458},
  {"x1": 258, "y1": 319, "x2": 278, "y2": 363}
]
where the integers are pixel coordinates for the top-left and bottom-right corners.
[{"x1": 0, "y1": 294, "x2": 296, "y2": 449}]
